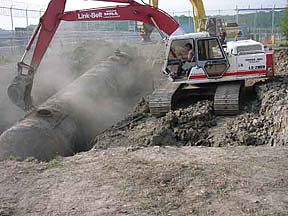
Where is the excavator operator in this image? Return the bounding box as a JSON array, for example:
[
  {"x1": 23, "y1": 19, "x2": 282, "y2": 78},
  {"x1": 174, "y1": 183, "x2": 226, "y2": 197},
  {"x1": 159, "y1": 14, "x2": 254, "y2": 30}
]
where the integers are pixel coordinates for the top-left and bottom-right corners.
[
  {"x1": 177, "y1": 42, "x2": 195, "y2": 77},
  {"x1": 183, "y1": 43, "x2": 194, "y2": 62}
]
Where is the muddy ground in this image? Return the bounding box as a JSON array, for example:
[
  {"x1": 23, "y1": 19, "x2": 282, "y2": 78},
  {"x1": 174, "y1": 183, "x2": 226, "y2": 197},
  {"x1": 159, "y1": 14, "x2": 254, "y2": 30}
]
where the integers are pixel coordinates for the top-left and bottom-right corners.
[{"x1": 0, "y1": 47, "x2": 287, "y2": 215}]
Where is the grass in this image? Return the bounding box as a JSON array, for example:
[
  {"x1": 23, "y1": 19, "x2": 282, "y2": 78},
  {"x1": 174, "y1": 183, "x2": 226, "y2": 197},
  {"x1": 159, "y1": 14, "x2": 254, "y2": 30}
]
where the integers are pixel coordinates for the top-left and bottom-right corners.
[
  {"x1": 8, "y1": 155, "x2": 21, "y2": 161},
  {"x1": 24, "y1": 156, "x2": 37, "y2": 162},
  {"x1": 47, "y1": 156, "x2": 64, "y2": 169},
  {"x1": 275, "y1": 38, "x2": 288, "y2": 48}
]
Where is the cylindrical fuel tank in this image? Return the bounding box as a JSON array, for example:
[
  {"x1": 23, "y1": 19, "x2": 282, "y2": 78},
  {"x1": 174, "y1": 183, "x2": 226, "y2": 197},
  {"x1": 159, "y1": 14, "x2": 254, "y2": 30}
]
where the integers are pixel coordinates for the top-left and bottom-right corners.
[{"x1": 0, "y1": 54, "x2": 134, "y2": 161}]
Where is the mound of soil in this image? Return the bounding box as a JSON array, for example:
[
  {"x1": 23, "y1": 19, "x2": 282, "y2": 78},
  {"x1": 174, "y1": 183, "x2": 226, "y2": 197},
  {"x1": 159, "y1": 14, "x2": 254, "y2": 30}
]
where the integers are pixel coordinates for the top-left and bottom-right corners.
[
  {"x1": 255, "y1": 76, "x2": 288, "y2": 145},
  {"x1": 274, "y1": 49, "x2": 288, "y2": 75},
  {"x1": 93, "y1": 100, "x2": 215, "y2": 149}
]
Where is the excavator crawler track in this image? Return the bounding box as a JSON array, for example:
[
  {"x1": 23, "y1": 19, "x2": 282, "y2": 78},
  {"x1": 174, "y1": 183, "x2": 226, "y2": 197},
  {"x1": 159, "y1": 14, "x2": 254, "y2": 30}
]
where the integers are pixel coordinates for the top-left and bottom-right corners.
[
  {"x1": 214, "y1": 81, "x2": 242, "y2": 115},
  {"x1": 149, "y1": 82, "x2": 182, "y2": 117}
]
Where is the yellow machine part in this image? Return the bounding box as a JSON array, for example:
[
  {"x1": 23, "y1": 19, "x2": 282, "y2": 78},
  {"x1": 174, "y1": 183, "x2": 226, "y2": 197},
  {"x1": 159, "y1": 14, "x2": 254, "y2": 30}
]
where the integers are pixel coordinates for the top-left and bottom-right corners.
[
  {"x1": 148, "y1": 0, "x2": 206, "y2": 32},
  {"x1": 189, "y1": 0, "x2": 206, "y2": 32},
  {"x1": 141, "y1": 0, "x2": 206, "y2": 40},
  {"x1": 149, "y1": 0, "x2": 158, "y2": 7}
]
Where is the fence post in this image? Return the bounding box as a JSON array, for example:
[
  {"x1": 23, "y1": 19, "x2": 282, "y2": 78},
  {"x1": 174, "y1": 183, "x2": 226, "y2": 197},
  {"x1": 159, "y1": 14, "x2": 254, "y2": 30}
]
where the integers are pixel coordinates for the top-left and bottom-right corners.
[
  {"x1": 236, "y1": 5, "x2": 239, "y2": 24},
  {"x1": 188, "y1": 10, "x2": 191, "y2": 32},
  {"x1": 10, "y1": 5, "x2": 14, "y2": 54},
  {"x1": 271, "y1": 5, "x2": 275, "y2": 44},
  {"x1": 253, "y1": 10, "x2": 258, "y2": 41},
  {"x1": 26, "y1": 7, "x2": 29, "y2": 42}
]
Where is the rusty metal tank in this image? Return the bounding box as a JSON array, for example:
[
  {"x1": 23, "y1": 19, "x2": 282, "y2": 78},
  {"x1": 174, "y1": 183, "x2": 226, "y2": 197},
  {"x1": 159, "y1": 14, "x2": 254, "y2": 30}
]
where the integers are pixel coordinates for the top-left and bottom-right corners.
[{"x1": 0, "y1": 53, "x2": 134, "y2": 161}]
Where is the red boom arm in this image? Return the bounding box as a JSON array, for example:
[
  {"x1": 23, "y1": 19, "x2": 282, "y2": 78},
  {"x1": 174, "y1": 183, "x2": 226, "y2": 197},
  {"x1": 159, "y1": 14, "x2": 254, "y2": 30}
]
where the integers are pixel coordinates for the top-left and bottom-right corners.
[
  {"x1": 28, "y1": 0, "x2": 179, "y2": 71},
  {"x1": 9, "y1": 0, "x2": 179, "y2": 111}
]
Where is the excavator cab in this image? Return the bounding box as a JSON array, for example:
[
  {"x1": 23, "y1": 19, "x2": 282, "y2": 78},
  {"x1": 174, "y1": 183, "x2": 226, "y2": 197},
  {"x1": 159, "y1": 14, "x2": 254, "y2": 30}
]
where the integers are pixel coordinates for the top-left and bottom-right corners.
[{"x1": 163, "y1": 33, "x2": 229, "y2": 82}]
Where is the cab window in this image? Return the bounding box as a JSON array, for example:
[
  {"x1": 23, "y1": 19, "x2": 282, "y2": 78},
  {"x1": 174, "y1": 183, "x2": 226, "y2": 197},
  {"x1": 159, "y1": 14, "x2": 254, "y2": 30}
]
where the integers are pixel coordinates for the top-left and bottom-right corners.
[
  {"x1": 197, "y1": 38, "x2": 224, "y2": 61},
  {"x1": 165, "y1": 39, "x2": 195, "y2": 77},
  {"x1": 168, "y1": 39, "x2": 195, "y2": 61}
]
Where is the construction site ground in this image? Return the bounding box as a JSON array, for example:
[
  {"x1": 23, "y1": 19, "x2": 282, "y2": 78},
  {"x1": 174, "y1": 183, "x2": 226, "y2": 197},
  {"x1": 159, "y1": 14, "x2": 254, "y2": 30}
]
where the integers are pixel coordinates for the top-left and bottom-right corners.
[{"x1": 0, "y1": 44, "x2": 287, "y2": 216}]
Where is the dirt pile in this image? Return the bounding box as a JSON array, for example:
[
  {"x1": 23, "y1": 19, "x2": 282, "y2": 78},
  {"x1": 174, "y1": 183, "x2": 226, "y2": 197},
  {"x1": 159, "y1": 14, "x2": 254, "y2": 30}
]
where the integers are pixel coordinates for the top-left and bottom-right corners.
[
  {"x1": 160, "y1": 101, "x2": 214, "y2": 146},
  {"x1": 93, "y1": 100, "x2": 215, "y2": 149},
  {"x1": 274, "y1": 49, "x2": 288, "y2": 75},
  {"x1": 211, "y1": 114, "x2": 274, "y2": 146},
  {"x1": 255, "y1": 76, "x2": 288, "y2": 146}
]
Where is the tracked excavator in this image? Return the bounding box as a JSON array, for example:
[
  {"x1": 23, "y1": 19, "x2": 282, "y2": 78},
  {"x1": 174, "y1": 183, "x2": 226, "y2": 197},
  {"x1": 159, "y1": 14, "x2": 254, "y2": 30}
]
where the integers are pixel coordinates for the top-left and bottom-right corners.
[{"x1": 8, "y1": 0, "x2": 274, "y2": 117}]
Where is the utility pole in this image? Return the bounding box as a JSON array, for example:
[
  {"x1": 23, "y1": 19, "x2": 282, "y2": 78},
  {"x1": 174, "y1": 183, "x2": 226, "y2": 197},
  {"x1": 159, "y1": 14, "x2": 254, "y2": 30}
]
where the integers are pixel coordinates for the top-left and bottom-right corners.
[{"x1": 271, "y1": 5, "x2": 275, "y2": 44}]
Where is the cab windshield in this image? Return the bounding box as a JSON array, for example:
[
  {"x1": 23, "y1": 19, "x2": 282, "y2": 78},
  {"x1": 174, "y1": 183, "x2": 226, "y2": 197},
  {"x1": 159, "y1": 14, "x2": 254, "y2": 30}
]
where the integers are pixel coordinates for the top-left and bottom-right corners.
[{"x1": 166, "y1": 39, "x2": 195, "y2": 77}]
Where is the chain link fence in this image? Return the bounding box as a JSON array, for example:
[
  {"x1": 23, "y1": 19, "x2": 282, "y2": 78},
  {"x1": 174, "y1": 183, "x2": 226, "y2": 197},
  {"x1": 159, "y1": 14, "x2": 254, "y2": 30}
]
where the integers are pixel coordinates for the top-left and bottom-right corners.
[
  {"x1": 235, "y1": 6, "x2": 286, "y2": 43},
  {"x1": 0, "y1": 1, "x2": 286, "y2": 57}
]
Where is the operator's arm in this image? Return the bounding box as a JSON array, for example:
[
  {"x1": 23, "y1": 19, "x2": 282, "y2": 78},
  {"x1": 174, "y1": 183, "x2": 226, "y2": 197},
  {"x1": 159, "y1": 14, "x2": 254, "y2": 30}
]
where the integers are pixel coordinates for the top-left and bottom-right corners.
[
  {"x1": 178, "y1": 49, "x2": 194, "y2": 62},
  {"x1": 187, "y1": 50, "x2": 194, "y2": 62}
]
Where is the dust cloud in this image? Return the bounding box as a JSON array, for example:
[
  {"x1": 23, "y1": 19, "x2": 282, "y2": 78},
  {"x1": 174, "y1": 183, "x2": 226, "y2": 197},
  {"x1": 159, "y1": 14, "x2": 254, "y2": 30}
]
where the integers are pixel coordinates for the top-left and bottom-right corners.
[
  {"x1": 0, "y1": 64, "x2": 25, "y2": 134},
  {"x1": 32, "y1": 39, "x2": 118, "y2": 105},
  {"x1": 0, "y1": 36, "x2": 166, "y2": 157},
  {"x1": 0, "y1": 41, "x2": 77, "y2": 134},
  {"x1": 34, "y1": 39, "x2": 166, "y2": 144},
  {"x1": 61, "y1": 42, "x2": 166, "y2": 145}
]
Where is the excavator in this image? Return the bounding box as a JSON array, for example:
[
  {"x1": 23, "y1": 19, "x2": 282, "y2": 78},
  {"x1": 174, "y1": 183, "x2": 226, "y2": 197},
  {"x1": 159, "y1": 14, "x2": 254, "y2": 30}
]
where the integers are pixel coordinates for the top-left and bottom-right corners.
[
  {"x1": 139, "y1": 0, "x2": 206, "y2": 41},
  {"x1": 8, "y1": 0, "x2": 274, "y2": 116},
  {"x1": 140, "y1": 0, "x2": 242, "y2": 41}
]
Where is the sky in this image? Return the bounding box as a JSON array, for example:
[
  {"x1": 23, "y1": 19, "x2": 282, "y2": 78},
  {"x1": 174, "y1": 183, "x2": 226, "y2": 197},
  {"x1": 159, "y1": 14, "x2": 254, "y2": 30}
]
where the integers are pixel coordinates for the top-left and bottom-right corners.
[
  {"x1": 3, "y1": 0, "x2": 287, "y2": 11},
  {"x1": 1, "y1": 0, "x2": 287, "y2": 11},
  {"x1": 0, "y1": 0, "x2": 287, "y2": 29}
]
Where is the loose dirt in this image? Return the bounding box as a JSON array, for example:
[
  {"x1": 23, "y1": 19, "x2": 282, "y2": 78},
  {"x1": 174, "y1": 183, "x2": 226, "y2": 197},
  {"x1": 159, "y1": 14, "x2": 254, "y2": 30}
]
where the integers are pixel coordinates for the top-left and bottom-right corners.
[{"x1": 0, "y1": 147, "x2": 287, "y2": 216}]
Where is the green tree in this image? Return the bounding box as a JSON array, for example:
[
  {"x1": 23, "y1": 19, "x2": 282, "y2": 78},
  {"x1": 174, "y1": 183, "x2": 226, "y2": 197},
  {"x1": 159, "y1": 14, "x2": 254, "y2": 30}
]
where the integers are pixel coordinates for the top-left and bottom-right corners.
[{"x1": 281, "y1": 9, "x2": 288, "y2": 40}]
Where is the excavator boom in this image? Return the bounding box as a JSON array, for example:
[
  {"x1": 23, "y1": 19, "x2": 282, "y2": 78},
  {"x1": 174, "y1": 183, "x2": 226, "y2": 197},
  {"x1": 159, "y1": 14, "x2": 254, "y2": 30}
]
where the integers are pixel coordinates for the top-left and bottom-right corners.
[
  {"x1": 8, "y1": 0, "x2": 180, "y2": 111},
  {"x1": 142, "y1": 0, "x2": 206, "y2": 34},
  {"x1": 188, "y1": 0, "x2": 206, "y2": 32}
]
